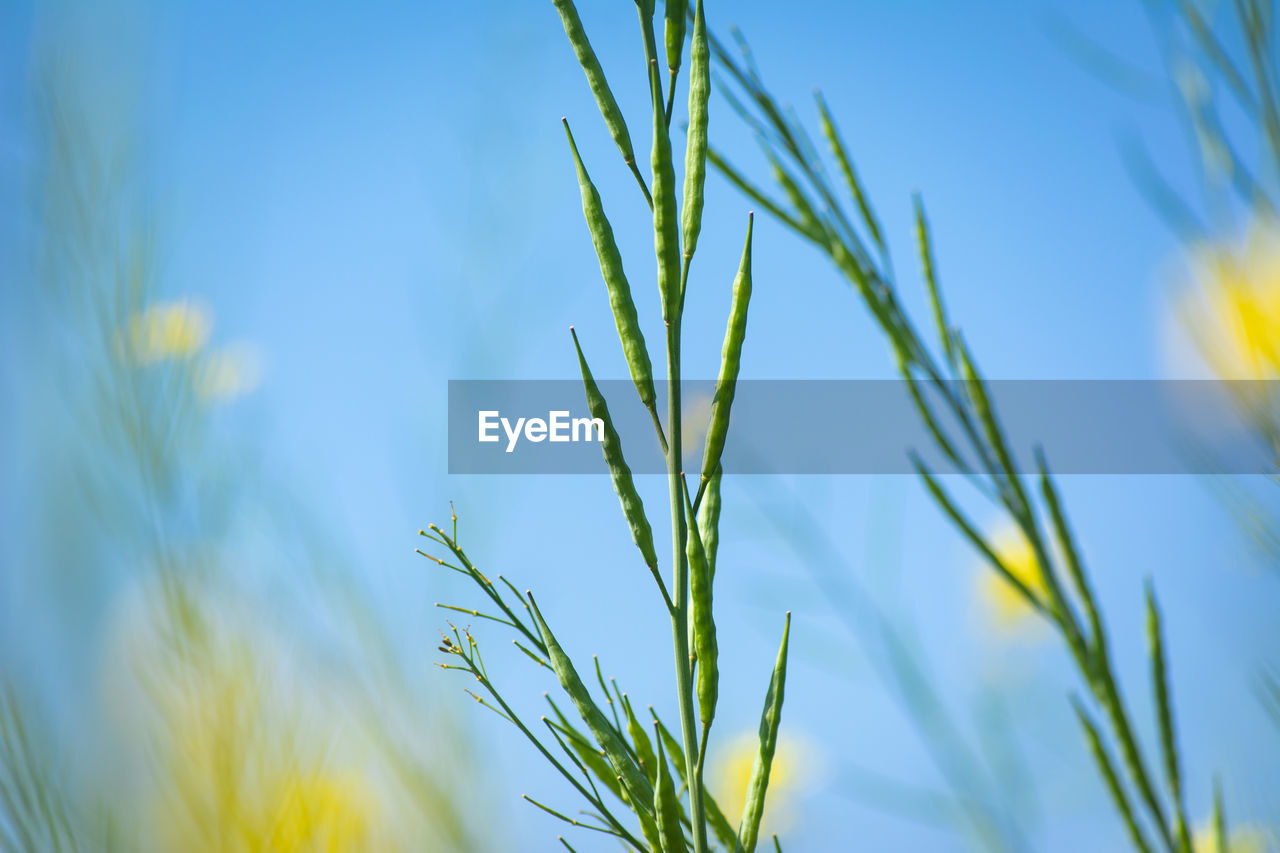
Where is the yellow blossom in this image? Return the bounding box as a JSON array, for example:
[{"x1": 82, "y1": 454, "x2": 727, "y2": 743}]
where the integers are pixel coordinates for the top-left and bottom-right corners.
[
  {"x1": 127, "y1": 300, "x2": 211, "y2": 364},
  {"x1": 104, "y1": 582, "x2": 392, "y2": 852},
  {"x1": 976, "y1": 525, "x2": 1046, "y2": 629},
  {"x1": 198, "y1": 343, "x2": 261, "y2": 402},
  {"x1": 1192, "y1": 820, "x2": 1269, "y2": 853},
  {"x1": 1180, "y1": 216, "x2": 1280, "y2": 380}
]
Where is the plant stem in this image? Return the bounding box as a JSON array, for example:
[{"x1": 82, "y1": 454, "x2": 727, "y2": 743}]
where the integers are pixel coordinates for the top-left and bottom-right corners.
[{"x1": 666, "y1": 318, "x2": 708, "y2": 853}]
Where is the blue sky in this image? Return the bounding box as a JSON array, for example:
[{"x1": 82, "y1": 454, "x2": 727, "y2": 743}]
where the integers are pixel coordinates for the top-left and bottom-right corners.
[{"x1": 2, "y1": 1, "x2": 1278, "y2": 850}]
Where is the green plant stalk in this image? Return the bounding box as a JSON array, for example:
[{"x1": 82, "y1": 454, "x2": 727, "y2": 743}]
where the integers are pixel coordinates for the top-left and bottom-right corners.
[{"x1": 665, "y1": 315, "x2": 708, "y2": 853}]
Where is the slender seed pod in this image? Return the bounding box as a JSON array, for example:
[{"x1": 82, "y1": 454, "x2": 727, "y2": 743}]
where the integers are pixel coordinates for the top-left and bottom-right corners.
[
  {"x1": 737, "y1": 612, "x2": 791, "y2": 853},
  {"x1": 696, "y1": 465, "x2": 721, "y2": 578},
  {"x1": 1072, "y1": 697, "x2": 1155, "y2": 853},
  {"x1": 664, "y1": 0, "x2": 687, "y2": 79},
  {"x1": 1212, "y1": 779, "x2": 1227, "y2": 853},
  {"x1": 650, "y1": 712, "x2": 739, "y2": 850},
  {"x1": 623, "y1": 695, "x2": 658, "y2": 784},
  {"x1": 910, "y1": 193, "x2": 954, "y2": 365},
  {"x1": 683, "y1": 486, "x2": 718, "y2": 727},
  {"x1": 571, "y1": 328, "x2": 659, "y2": 573},
  {"x1": 528, "y1": 594, "x2": 655, "y2": 809},
  {"x1": 652, "y1": 727, "x2": 686, "y2": 853},
  {"x1": 551, "y1": 0, "x2": 653, "y2": 206},
  {"x1": 563, "y1": 121, "x2": 657, "y2": 410},
  {"x1": 700, "y1": 214, "x2": 753, "y2": 486},
  {"x1": 1146, "y1": 583, "x2": 1192, "y2": 853},
  {"x1": 680, "y1": 0, "x2": 710, "y2": 281},
  {"x1": 815, "y1": 91, "x2": 885, "y2": 255},
  {"x1": 645, "y1": 24, "x2": 681, "y2": 321}
]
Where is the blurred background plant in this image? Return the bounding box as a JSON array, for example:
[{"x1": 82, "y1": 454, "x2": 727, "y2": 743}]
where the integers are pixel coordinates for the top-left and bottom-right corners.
[
  {"x1": 1, "y1": 7, "x2": 491, "y2": 851},
  {"x1": 706, "y1": 17, "x2": 1274, "y2": 853},
  {"x1": 1071, "y1": 0, "x2": 1280, "y2": 565}
]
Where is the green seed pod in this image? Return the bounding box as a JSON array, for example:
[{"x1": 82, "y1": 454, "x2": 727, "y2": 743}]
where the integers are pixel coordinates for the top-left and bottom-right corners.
[
  {"x1": 622, "y1": 695, "x2": 658, "y2": 784},
  {"x1": 650, "y1": 711, "x2": 738, "y2": 850},
  {"x1": 700, "y1": 214, "x2": 753, "y2": 486},
  {"x1": 528, "y1": 594, "x2": 655, "y2": 810},
  {"x1": 683, "y1": 486, "x2": 718, "y2": 727},
  {"x1": 815, "y1": 91, "x2": 885, "y2": 255},
  {"x1": 571, "y1": 328, "x2": 659, "y2": 572},
  {"x1": 646, "y1": 31, "x2": 681, "y2": 321},
  {"x1": 551, "y1": 0, "x2": 638, "y2": 174},
  {"x1": 664, "y1": 0, "x2": 687, "y2": 77},
  {"x1": 696, "y1": 465, "x2": 721, "y2": 578},
  {"x1": 563, "y1": 121, "x2": 657, "y2": 410},
  {"x1": 680, "y1": 0, "x2": 709, "y2": 274},
  {"x1": 652, "y1": 722, "x2": 686, "y2": 853},
  {"x1": 737, "y1": 612, "x2": 791, "y2": 853}
]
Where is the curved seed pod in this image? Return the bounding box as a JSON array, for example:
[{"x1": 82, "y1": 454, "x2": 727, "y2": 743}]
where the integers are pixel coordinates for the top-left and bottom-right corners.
[
  {"x1": 700, "y1": 214, "x2": 753, "y2": 486},
  {"x1": 737, "y1": 612, "x2": 791, "y2": 853},
  {"x1": 680, "y1": 0, "x2": 709, "y2": 271},
  {"x1": 696, "y1": 465, "x2": 721, "y2": 578},
  {"x1": 551, "y1": 0, "x2": 639, "y2": 176},
  {"x1": 622, "y1": 695, "x2": 658, "y2": 784},
  {"x1": 683, "y1": 486, "x2": 718, "y2": 727},
  {"x1": 652, "y1": 723, "x2": 686, "y2": 853},
  {"x1": 651, "y1": 712, "x2": 738, "y2": 850},
  {"x1": 571, "y1": 328, "x2": 659, "y2": 573},
  {"x1": 645, "y1": 25, "x2": 681, "y2": 321},
  {"x1": 563, "y1": 121, "x2": 657, "y2": 410},
  {"x1": 528, "y1": 594, "x2": 655, "y2": 810}
]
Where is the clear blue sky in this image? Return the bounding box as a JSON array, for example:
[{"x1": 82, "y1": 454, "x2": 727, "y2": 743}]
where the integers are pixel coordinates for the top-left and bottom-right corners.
[{"x1": 1, "y1": 1, "x2": 1277, "y2": 850}]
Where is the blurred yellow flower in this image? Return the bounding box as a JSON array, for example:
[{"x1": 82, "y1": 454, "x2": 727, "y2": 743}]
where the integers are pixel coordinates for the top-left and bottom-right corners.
[
  {"x1": 127, "y1": 300, "x2": 211, "y2": 364},
  {"x1": 198, "y1": 343, "x2": 262, "y2": 402},
  {"x1": 1192, "y1": 820, "x2": 1268, "y2": 853},
  {"x1": 1180, "y1": 216, "x2": 1280, "y2": 380},
  {"x1": 103, "y1": 582, "x2": 395, "y2": 853},
  {"x1": 714, "y1": 732, "x2": 806, "y2": 840},
  {"x1": 976, "y1": 525, "x2": 1046, "y2": 629},
  {"x1": 147, "y1": 627, "x2": 382, "y2": 853}
]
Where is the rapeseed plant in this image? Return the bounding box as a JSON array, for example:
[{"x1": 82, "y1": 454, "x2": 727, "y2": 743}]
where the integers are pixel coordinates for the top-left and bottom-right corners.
[
  {"x1": 708, "y1": 25, "x2": 1229, "y2": 853},
  {"x1": 424, "y1": 2, "x2": 791, "y2": 850}
]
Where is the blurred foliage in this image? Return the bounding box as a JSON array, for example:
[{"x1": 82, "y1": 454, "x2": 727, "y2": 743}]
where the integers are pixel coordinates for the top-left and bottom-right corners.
[{"x1": 1, "y1": 10, "x2": 492, "y2": 852}]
